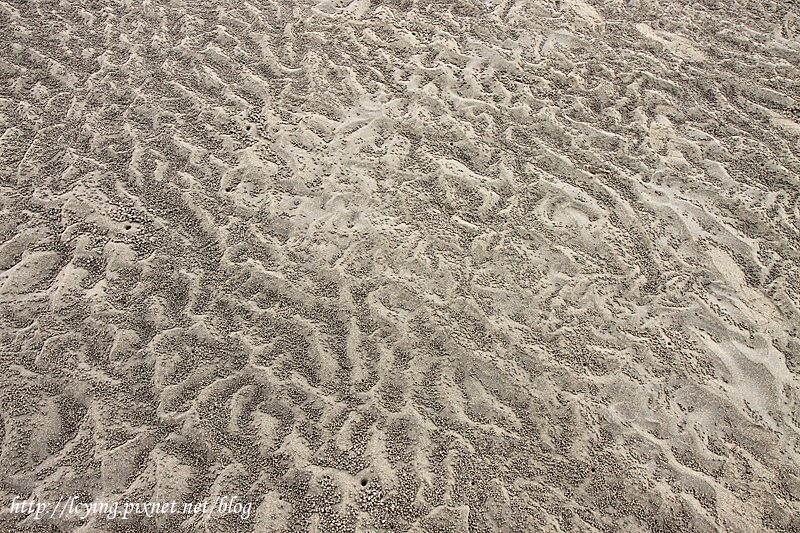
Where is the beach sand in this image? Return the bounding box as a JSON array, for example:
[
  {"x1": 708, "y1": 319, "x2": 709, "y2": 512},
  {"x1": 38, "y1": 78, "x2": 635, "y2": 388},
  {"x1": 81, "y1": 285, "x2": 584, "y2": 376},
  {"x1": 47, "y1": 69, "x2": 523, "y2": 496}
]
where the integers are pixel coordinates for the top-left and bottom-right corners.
[{"x1": 1, "y1": 0, "x2": 800, "y2": 531}]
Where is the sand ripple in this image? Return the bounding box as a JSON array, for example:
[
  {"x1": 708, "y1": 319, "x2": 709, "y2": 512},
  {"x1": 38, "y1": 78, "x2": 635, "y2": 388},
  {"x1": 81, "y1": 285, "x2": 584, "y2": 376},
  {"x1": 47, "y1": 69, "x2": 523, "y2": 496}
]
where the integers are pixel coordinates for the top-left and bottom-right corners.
[{"x1": 1, "y1": 0, "x2": 800, "y2": 531}]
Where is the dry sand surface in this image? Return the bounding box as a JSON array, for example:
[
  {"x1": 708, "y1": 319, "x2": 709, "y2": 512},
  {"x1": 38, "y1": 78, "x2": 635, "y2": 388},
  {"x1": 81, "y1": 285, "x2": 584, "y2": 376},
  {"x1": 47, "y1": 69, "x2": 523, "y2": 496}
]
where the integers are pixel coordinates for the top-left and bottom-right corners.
[{"x1": 1, "y1": 0, "x2": 800, "y2": 531}]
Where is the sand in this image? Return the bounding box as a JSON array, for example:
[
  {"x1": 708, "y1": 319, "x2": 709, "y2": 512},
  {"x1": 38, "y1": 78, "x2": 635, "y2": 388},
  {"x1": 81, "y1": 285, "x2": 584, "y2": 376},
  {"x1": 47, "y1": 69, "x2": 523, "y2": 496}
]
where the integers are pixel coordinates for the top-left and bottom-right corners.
[{"x1": 1, "y1": 0, "x2": 800, "y2": 531}]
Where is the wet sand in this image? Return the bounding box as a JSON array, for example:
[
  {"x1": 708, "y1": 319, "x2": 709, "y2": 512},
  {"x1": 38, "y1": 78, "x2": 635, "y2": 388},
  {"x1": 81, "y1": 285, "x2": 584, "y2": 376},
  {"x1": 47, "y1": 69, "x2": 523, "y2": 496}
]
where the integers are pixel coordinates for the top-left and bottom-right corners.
[{"x1": 1, "y1": 0, "x2": 800, "y2": 531}]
